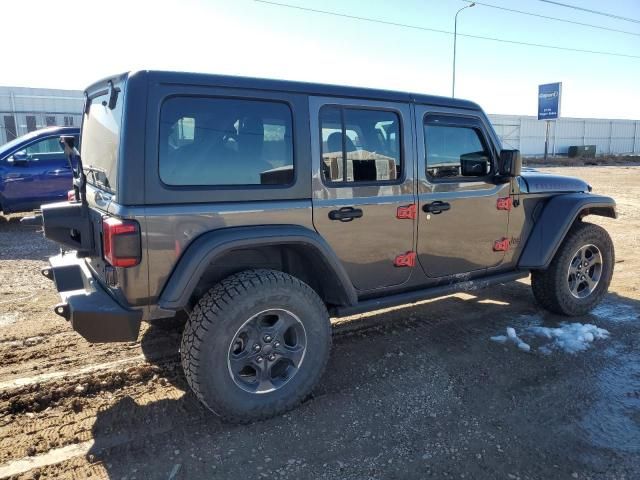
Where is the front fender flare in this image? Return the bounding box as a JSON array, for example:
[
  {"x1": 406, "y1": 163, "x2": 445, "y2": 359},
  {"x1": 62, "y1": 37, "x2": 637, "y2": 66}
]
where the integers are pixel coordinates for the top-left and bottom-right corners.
[
  {"x1": 518, "y1": 193, "x2": 616, "y2": 269},
  {"x1": 158, "y1": 225, "x2": 357, "y2": 310}
]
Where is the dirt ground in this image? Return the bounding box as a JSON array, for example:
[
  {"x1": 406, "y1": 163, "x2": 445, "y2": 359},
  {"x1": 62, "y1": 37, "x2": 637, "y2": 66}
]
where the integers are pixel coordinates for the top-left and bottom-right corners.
[{"x1": 0, "y1": 166, "x2": 638, "y2": 480}]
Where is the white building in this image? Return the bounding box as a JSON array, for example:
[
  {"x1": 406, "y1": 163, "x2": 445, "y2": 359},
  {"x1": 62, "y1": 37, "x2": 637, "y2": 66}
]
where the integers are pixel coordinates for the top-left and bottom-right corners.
[
  {"x1": 489, "y1": 114, "x2": 640, "y2": 157},
  {"x1": 0, "y1": 86, "x2": 84, "y2": 144}
]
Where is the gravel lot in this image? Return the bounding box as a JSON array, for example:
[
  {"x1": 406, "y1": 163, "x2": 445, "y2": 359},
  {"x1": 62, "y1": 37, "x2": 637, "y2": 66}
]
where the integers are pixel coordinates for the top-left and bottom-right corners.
[{"x1": 0, "y1": 166, "x2": 638, "y2": 480}]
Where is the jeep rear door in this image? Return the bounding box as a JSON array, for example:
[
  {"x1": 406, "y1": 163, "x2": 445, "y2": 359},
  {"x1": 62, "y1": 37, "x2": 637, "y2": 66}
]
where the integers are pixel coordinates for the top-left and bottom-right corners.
[
  {"x1": 310, "y1": 97, "x2": 416, "y2": 292},
  {"x1": 415, "y1": 108, "x2": 510, "y2": 277}
]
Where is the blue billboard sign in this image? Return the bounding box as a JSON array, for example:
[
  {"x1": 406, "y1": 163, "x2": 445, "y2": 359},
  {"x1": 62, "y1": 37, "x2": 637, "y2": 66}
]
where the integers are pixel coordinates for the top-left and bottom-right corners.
[{"x1": 538, "y1": 82, "x2": 562, "y2": 120}]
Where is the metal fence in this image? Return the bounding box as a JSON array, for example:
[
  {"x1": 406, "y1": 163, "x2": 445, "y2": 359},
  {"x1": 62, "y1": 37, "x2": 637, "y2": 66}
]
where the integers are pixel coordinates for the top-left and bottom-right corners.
[{"x1": 489, "y1": 114, "x2": 640, "y2": 157}]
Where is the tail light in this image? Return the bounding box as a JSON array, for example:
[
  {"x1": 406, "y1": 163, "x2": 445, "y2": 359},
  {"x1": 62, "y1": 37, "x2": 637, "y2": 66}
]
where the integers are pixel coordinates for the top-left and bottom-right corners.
[
  {"x1": 102, "y1": 217, "x2": 141, "y2": 268},
  {"x1": 67, "y1": 190, "x2": 76, "y2": 202}
]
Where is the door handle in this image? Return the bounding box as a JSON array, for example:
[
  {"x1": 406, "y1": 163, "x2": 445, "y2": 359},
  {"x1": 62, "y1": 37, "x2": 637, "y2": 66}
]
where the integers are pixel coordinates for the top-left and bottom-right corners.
[
  {"x1": 328, "y1": 206, "x2": 364, "y2": 222},
  {"x1": 423, "y1": 201, "x2": 451, "y2": 214}
]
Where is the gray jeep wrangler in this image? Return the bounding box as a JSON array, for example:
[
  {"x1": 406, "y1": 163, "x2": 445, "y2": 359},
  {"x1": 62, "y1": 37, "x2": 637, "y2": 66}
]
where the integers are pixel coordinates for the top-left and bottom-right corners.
[{"x1": 39, "y1": 71, "x2": 615, "y2": 422}]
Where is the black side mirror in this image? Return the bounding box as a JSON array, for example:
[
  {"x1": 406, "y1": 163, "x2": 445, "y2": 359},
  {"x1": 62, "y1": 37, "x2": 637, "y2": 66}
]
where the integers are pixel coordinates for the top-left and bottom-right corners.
[
  {"x1": 460, "y1": 157, "x2": 488, "y2": 176},
  {"x1": 9, "y1": 150, "x2": 29, "y2": 166},
  {"x1": 60, "y1": 135, "x2": 76, "y2": 155},
  {"x1": 500, "y1": 149, "x2": 522, "y2": 177},
  {"x1": 60, "y1": 135, "x2": 80, "y2": 176}
]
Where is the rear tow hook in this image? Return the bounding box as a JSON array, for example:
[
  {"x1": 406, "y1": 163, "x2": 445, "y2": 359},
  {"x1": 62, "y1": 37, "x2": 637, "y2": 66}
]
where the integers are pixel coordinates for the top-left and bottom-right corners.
[
  {"x1": 41, "y1": 267, "x2": 54, "y2": 281},
  {"x1": 54, "y1": 303, "x2": 70, "y2": 321}
]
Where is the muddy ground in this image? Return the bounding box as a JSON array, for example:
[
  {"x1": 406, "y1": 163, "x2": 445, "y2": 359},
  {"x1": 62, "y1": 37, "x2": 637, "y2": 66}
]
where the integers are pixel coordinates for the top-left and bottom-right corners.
[{"x1": 0, "y1": 166, "x2": 638, "y2": 480}]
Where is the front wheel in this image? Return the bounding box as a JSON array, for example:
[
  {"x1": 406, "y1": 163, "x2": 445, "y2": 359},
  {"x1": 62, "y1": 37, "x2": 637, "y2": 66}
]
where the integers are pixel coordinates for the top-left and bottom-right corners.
[
  {"x1": 531, "y1": 222, "x2": 614, "y2": 316},
  {"x1": 180, "y1": 269, "x2": 331, "y2": 423}
]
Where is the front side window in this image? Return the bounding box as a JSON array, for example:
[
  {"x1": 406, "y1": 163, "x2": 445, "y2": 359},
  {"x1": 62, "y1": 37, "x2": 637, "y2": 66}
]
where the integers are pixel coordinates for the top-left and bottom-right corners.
[
  {"x1": 424, "y1": 121, "x2": 491, "y2": 180},
  {"x1": 320, "y1": 106, "x2": 401, "y2": 184},
  {"x1": 159, "y1": 97, "x2": 294, "y2": 186},
  {"x1": 25, "y1": 137, "x2": 64, "y2": 156}
]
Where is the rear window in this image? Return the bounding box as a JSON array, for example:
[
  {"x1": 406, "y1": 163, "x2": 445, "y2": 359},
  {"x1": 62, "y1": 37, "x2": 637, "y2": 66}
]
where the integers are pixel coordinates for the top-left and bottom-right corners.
[
  {"x1": 81, "y1": 83, "x2": 124, "y2": 192},
  {"x1": 159, "y1": 96, "x2": 294, "y2": 186}
]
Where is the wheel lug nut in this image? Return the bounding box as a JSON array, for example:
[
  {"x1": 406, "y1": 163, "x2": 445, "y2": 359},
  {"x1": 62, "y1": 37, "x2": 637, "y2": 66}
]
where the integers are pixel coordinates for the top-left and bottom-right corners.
[
  {"x1": 253, "y1": 344, "x2": 261, "y2": 352},
  {"x1": 263, "y1": 335, "x2": 272, "y2": 343},
  {"x1": 274, "y1": 341, "x2": 280, "y2": 348},
  {"x1": 268, "y1": 354, "x2": 276, "y2": 361},
  {"x1": 256, "y1": 355, "x2": 263, "y2": 362}
]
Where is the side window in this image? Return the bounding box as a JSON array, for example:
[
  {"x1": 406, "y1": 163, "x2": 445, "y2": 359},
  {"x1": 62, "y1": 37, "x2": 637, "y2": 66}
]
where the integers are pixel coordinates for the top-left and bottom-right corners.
[
  {"x1": 159, "y1": 96, "x2": 294, "y2": 186},
  {"x1": 424, "y1": 121, "x2": 492, "y2": 180},
  {"x1": 320, "y1": 106, "x2": 401, "y2": 184},
  {"x1": 25, "y1": 137, "x2": 64, "y2": 156}
]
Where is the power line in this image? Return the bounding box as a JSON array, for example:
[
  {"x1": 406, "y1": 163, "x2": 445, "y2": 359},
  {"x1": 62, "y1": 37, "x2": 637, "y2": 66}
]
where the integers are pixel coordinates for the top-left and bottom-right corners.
[
  {"x1": 538, "y1": 1, "x2": 640, "y2": 24},
  {"x1": 461, "y1": 0, "x2": 640, "y2": 37},
  {"x1": 253, "y1": 0, "x2": 640, "y2": 59}
]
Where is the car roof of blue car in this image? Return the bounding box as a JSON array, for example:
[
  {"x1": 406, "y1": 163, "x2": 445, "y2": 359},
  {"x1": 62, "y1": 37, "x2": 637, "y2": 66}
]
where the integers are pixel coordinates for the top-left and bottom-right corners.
[{"x1": 1, "y1": 126, "x2": 80, "y2": 159}]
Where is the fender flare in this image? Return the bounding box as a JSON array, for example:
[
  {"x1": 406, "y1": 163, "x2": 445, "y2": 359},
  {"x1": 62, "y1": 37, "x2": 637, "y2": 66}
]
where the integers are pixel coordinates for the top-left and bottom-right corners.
[
  {"x1": 158, "y1": 225, "x2": 357, "y2": 310},
  {"x1": 518, "y1": 193, "x2": 616, "y2": 269}
]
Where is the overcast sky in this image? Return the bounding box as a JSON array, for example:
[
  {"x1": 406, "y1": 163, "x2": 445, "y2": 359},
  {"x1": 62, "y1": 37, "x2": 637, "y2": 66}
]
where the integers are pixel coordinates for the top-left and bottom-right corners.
[{"x1": 3, "y1": 0, "x2": 639, "y2": 119}]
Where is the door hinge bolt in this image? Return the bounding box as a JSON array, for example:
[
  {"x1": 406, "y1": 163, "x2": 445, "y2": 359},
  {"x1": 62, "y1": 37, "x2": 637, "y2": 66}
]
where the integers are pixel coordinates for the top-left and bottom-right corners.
[
  {"x1": 396, "y1": 204, "x2": 417, "y2": 220},
  {"x1": 493, "y1": 238, "x2": 510, "y2": 252},
  {"x1": 496, "y1": 197, "x2": 513, "y2": 211},
  {"x1": 394, "y1": 251, "x2": 417, "y2": 267}
]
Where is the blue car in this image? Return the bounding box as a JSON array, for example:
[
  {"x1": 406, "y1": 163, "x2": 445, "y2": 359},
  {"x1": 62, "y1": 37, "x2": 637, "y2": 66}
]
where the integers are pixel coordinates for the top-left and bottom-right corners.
[{"x1": 0, "y1": 126, "x2": 80, "y2": 214}]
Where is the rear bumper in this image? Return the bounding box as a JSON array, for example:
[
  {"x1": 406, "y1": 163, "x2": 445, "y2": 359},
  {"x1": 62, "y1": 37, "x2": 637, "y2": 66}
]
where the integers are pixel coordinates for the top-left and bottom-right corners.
[{"x1": 44, "y1": 253, "x2": 142, "y2": 342}]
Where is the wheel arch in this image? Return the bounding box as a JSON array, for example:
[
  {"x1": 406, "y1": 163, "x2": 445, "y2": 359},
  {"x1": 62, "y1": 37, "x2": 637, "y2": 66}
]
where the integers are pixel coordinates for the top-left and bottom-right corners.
[
  {"x1": 518, "y1": 193, "x2": 616, "y2": 270},
  {"x1": 158, "y1": 225, "x2": 357, "y2": 311}
]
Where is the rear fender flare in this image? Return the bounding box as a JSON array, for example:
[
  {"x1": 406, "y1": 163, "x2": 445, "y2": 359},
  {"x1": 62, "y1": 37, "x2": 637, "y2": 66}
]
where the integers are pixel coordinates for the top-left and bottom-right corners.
[
  {"x1": 158, "y1": 225, "x2": 357, "y2": 310},
  {"x1": 518, "y1": 193, "x2": 616, "y2": 269}
]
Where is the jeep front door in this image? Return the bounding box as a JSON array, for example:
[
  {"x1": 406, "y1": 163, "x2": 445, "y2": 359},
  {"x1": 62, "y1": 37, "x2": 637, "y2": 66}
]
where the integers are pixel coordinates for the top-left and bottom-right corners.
[
  {"x1": 416, "y1": 110, "x2": 510, "y2": 278},
  {"x1": 310, "y1": 97, "x2": 416, "y2": 292}
]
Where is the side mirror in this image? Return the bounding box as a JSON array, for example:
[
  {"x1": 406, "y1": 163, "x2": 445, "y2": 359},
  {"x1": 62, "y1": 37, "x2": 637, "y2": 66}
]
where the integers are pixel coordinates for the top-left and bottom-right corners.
[
  {"x1": 460, "y1": 157, "x2": 488, "y2": 177},
  {"x1": 60, "y1": 135, "x2": 80, "y2": 177},
  {"x1": 8, "y1": 150, "x2": 29, "y2": 166},
  {"x1": 499, "y1": 149, "x2": 522, "y2": 177},
  {"x1": 60, "y1": 135, "x2": 76, "y2": 156}
]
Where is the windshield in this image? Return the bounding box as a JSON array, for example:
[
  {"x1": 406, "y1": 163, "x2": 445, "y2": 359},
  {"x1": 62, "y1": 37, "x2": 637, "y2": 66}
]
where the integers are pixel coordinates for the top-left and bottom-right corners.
[{"x1": 81, "y1": 80, "x2": 124, "y2": 192}]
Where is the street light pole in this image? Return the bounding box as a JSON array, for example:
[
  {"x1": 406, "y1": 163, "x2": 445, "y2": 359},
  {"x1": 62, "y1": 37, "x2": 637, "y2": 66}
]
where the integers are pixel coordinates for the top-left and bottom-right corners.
[{"x1": 452, "y1": 2, "x2": 475, "y2": 98}]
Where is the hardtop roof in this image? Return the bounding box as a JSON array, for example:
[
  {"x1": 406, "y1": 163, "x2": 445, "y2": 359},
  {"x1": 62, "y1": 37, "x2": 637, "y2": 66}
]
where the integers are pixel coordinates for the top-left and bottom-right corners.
[{"x1": 87, "y1": 71, "x2": 483, "y2": 112}]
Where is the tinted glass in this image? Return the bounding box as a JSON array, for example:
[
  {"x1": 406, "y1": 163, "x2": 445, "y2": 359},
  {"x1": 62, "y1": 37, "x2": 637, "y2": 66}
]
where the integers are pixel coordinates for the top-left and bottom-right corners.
[
  {"x1": 320, "y1": 107, "x2": 401, "y2": 183},
  {"x1": 25, "y1": 137, "x2": 63, "y2": 155},
  {"x1": 424, "y1": 124, "x2": 491, "y2": 179},
  {"x1": 159, "y1": 97, "x2": 294, "y2": 186}
]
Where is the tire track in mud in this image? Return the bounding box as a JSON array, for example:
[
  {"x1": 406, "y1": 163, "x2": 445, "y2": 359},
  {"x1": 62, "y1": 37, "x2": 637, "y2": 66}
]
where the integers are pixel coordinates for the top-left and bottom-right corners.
[
  {"x1": 0, "y1": 293, "x2": 526, "y2": 478},
  {"x1": 0, "y1": 361, "x2": 184, "y2": 459}
]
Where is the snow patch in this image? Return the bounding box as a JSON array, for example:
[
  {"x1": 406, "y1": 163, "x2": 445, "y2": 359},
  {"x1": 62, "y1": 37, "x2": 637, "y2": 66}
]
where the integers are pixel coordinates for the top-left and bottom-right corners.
[
  {"x1": 528, "y1": 323, "x2": 609, "y2": 354},
  {"x1": 491, "y1": 327, "x2": 531, "y2": 352},
  {"x1": 491, "y1": 322, "x2": 609, "y2": 354}
]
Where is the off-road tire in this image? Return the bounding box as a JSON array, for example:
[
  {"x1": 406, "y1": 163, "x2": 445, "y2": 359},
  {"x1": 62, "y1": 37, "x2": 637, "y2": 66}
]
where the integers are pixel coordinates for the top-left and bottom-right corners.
[
  {"x1": 531, "y1": 221, "x2": 614, "y2": 316},
  {"x1": 180, "y1": 269, "x2": 331, "y2": 423}
]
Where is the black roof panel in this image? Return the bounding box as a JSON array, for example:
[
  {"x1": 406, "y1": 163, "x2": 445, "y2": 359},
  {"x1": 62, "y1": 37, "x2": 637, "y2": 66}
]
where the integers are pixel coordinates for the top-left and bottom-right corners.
[{"x1": 134, "y1": 70, "x2": 482, "y2": 111}]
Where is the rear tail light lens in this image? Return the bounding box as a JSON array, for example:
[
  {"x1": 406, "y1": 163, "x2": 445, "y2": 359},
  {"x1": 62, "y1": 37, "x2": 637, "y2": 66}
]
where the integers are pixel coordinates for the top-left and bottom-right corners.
[
  {"x1": 102, "y1": 217, "x2": 141, "y2": 268},
  {"x1": 67, "y1": 189, "x2": 76, "y2": 202}
]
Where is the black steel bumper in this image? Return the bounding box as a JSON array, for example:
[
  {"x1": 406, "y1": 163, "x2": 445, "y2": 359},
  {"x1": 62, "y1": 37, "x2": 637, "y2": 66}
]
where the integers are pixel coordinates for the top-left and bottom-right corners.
[{"x1": 43, "y1": 253, "x2": 142, "y2": 342}]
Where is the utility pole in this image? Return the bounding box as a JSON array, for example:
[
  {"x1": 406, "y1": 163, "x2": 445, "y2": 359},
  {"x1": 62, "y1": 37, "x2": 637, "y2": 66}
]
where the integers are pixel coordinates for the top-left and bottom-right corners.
[{"x1": 452, "y1": 2, "x2": 475, "y2": 98}]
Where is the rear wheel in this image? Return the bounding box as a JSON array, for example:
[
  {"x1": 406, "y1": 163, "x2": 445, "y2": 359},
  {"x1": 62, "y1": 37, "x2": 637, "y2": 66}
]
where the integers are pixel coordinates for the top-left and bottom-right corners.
[
  {"x1": 531, "y1": 222, "x2": 614, "y2": 316},
  {"x1": 181, "y1": 269, "x2": 331, "y2": 423}
]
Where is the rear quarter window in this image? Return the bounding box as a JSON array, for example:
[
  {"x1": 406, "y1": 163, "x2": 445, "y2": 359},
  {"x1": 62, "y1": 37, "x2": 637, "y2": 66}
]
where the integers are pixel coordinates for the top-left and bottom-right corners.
[{"x1": 159, "y1": 96, "x2": 294, "y2": 186}]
